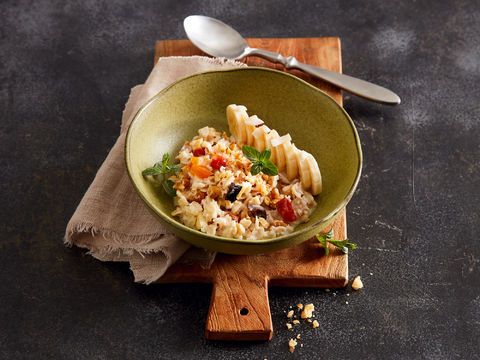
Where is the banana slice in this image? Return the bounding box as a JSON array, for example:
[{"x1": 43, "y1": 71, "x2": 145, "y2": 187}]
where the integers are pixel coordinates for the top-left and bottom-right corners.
[
  {"x1": 271, "y1": 134, "x2": 292, "y2": 172},
  {"x1": 305, "y1": 152, "x2": 322, "y2": 195},
  {"x1": 265, "y1": 129, "x2": 280, "y2": 163},
  {"x1": 245, "y1": 115, "x2": 264, "y2": 145},
  {"x1": 226, "y1": 104, "x2": 249, "y2": 144},
  {"x1": 284, "y1": 142, "x2": 299, "y2": 181},
  {"x1": 294, "y1": 147, "x2": 311, "y2": 189},
  {"x1": 252, "y1": 125, "x2": 270, "y2": 152}
]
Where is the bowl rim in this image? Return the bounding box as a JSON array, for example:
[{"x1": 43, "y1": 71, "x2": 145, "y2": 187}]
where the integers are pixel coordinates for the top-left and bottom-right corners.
[{"x1": 125, "y1": 66, "x2": 362, "y2": 246}]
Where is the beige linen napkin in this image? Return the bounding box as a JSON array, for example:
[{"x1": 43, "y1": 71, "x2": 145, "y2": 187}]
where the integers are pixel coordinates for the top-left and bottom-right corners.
[{"x1": 65, "y1": 56, "x2": 246, "y2": 284}]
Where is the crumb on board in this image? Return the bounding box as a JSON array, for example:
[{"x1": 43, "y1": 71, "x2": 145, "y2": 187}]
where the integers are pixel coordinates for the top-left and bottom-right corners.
[
  {"x1": 297, "y1": 303, "x2": 304, "y2": 310},
  {"x1": 286, "y1": 323, "x2": 292, "y2": 330},
  {"x1": 292, "y1": 320, "x2": 300, "y2": 325},
  {"x1": 307, "y1": 319, "x2": 312, "y2": 323},
  {"x1": 287, "y1": 310, "x2": 294, "y2": 318},
  {"x1": 352, "y1": 275, "x2": 364, "y2": 290},
  {"x1": 301, "y1": 303, "x2": 315, "y2": 319},
  {"x1": 345, "y1": 301, "x2": 349, "y2": 305},
  {"x1": 296, "y1": 334, "x2": 301, "y2": 339},
  {"x1": 289, "y1": 338, "x2": 298, "y2": 353},
  {"x1": 312, "y1": 320, "x2": 319, "y2": 328}
]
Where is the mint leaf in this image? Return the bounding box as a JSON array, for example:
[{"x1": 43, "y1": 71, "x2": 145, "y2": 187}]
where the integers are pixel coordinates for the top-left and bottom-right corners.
[
  {"x1": 250, "y1": 162, "x2": 263, "y2": 175},
  {"x1": 328, "y1": 239, "x2": 358, "y2": 254},
  {"x1": 259, "y1": 149, "x2": 271, "y2": 162},
  {"x1": 161, "y1": 153, "x2": 170, "y2": 169},
  {"x1": 142, "y1": 166, "x2": 163, "y2": 176},
  {"x1": 261, "y1": 159, "x2": 278, "y2": 176},
  {"x1": 163, "y1": 179, "x2": 176, "y2": 197},
  {"x1": 316, "y1": 232, "x2": 330, "y2": 255},
  {"x1": 242, "y1": 145, "x2": 261, "y2": 162},
  {"x1": 169, "y1": 164, "x2": 181, "y2": 174}
]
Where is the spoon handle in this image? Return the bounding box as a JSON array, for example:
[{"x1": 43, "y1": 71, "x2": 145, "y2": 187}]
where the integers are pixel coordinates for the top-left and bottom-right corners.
[{"x1": 246, "y1": 48, "x2": 401, "y2": 105}]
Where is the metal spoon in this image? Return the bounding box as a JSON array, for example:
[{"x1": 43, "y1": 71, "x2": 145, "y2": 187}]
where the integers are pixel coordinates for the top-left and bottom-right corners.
[{"x1": 184, "y1": 15, "x2": 401, "y2": 105}]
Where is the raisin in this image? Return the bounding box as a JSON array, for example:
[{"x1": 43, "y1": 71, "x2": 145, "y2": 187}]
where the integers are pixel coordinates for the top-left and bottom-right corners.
[
  {"x1": 226, "y1": 183, "x2": 242, "y2": 202},
  {"x1": 248, "y1": 205, "x2": 267, "y2": 219}
]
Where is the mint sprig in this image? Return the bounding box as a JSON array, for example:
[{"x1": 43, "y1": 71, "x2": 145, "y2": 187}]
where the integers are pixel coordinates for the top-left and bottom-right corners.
[
  {"x1": 142, "y1": 153, "x2": 180, "y2": 176},
  {"x1": 242, "y1": 145, "x2": 278, "y2": 176},
  {"x1": 316, "y1": 229, "x2": 357, "y2": 255},
  {"x1": 142, "y1": 153, "x2": 180, "y2": 197}
]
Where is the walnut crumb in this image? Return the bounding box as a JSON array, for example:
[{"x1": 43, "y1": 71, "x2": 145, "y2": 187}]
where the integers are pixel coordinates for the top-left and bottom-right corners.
[
  {"x1": 312, "y1": 320, "x2": 319, "y2": 328},
  {"x1": 352, "y1": 276, "x2": 364, "y2": 290},
  {"x1": 296, "y1": 334, "x2": 301, "y2": 339},
  {"x1": 292, "y1": 320, "x2": 300, "y2": 325},
  {"x1": 287, "y1": 310, "x2": 294, "y2": 318},
  {"x1": 297, "y1": 303, "x2": 304, "y2": 310},
  {"x1": 301, "y1": 303, "x2": 315, "y2": 319},
  {"x1": 286, "y1": 323, "x2": 292, "y2": 330},
  {"x1": 288, "y1": 338, "x2": 297, "y2": 353}
]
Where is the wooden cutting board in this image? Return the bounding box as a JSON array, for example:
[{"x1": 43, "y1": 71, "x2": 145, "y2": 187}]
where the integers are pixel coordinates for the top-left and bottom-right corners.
[{"x1": 154, "y1": 38, "x2": 348, "y2": 341}]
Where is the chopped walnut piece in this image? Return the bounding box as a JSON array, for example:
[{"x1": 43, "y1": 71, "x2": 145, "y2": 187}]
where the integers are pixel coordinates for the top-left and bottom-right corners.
[
  {"x1": 264, "y1": 197, "x2": 271, "y2": 206},
  {"x1": 352, "y1": 276, "x2": 364, "y2": 290},
  {"x1": 271, "y1": 188, "x2": 280, "y2": 199},
  {"x1": 287, "y1": 310, "x2": 294, "y2": 318},
  {"x1": 286, "y1": 323, "x2": 292, "y2": 330},
  {"x1": 288, "y1": 338, "x2": 297, "y2": 353},
  {"x1": 292, "y1": 320, "x2": 300, "y2": 325},
  {"x1": 301, "y1": 303, "x2": 315, "y2": 319},
  {"x1": 312, "y1": 320, "x2": 319, "y2": 328},
  {"x1": 272, "y1": 220, "x2": 287, "y2": 227},
  {"x1": 207, "y1": 185, "x2": 222, "y2": 199},
  {"x1": 297, "y1": 303, "x2": 304, "y2": 310}
]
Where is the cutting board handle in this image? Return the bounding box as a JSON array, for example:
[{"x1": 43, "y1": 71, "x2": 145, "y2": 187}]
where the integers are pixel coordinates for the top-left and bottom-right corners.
[{"x1": 205, "y1": 271, "x2": 272, "y2": 341}]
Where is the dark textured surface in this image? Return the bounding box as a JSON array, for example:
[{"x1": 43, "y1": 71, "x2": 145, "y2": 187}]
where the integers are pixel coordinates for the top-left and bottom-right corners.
[{"x1": 1, "y1": 0, "x2": 479, "y2": 359}]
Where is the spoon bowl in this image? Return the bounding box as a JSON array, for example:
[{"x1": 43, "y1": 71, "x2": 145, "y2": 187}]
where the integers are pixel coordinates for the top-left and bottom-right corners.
[{"x1": 184, "y1": 15, "x2": 248, "y2": 59}]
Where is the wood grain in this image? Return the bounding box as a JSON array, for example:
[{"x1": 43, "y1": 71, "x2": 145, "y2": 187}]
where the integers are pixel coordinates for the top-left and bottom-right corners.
[{"x1": 154, "y1": 38, "x2": 347, "y2": 341}]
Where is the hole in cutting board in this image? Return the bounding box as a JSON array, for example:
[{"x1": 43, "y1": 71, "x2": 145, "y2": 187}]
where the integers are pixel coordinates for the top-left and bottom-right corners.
[{"x1": 239, "y1": 307, "x2": 249, "y2": 316}]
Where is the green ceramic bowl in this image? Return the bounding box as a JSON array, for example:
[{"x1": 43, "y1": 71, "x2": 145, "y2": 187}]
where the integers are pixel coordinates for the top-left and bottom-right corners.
[{"x1": 125, "y1": 67, "x2": 362, "y2": 255}]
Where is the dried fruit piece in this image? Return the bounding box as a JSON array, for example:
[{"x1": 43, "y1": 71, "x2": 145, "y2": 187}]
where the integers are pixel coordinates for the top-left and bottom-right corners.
[
  {"x1": 226, "y1": 183, "x2": 242, "y2": 202},
  {"x1": 193, "y1": 147, "x2": 205, "y2": 156},
  {"x1": 277, "y1": 197, "x2": 297, "y2": 223},
  {"x1": 189, "y1": 157, "x2": 212, "y2": 178},
  {"x1": 211, "y1": 155, "x2": 227, "y2": 170},
  {"x1": 248, "y1": 204, "x2": 267, "y2": 219}
]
